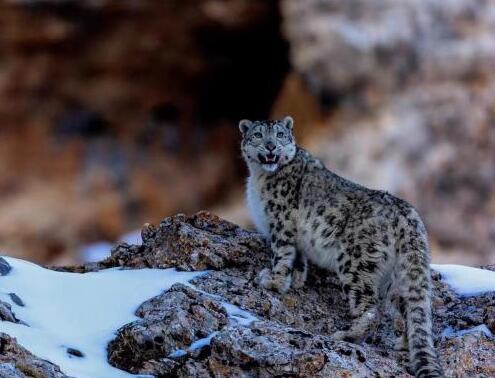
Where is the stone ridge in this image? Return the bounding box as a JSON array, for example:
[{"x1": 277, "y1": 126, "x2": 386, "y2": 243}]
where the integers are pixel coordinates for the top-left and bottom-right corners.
[
  {"x1": 1, "y1": 212, "x2": 494, "y2": 377},
  {"x1": 102, "y1": 211, "x2": 495, "y2": 377}
]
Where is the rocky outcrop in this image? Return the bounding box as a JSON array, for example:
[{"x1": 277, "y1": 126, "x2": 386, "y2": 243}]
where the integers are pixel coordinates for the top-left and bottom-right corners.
[
  {"x1": 108, "y1": 283, "x2": 228, "y2": 373},
  {"x1": 0, "y1": 333, "x2": 68, "y2": 378},
  {"x1": 189, "y1": 322, "x2": 406, "y2": 378},
  {"x1": 103, "y1": 212, "x2": 266, "y2": 271},
  {"x1": 2, "y1": 212, "x2": 495, "y2": 376},
  {"x1": 95, "y1": 212, "x2": 494, "y2": 377}
]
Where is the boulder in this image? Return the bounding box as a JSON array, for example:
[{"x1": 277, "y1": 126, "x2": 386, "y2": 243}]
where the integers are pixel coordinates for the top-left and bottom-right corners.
[
  {"x1": 204, "y1": 322, "x2": 407, "y2": 377},
  {"x1": 101, "y1": 211, "x2": 268, "y2": 271},
  {"x1": 108, "y1": 283, "x2": 228, "y2": 373},
  {"x1": 0, "y1": 301, "x2": 19, "y2": 324}
]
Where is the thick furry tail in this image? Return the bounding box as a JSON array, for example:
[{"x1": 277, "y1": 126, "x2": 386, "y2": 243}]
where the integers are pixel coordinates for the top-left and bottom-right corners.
[{"x1": 397, "y1": 213, "x2": 444, "y2": 378}]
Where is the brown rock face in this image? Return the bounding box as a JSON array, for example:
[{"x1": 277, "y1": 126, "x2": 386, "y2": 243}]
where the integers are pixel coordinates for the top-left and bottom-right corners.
[{"x1": 0, "y1": 0, "x2": 289, "y2": 264}]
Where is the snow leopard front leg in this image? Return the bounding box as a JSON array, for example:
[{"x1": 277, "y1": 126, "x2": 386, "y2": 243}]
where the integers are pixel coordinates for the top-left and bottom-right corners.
[
  {"x1": 291, "y1": 249, "x2": 308, "y2": 289},
  {"x1": 257, "y1": 213, "x2": 297, "y2": 294}
]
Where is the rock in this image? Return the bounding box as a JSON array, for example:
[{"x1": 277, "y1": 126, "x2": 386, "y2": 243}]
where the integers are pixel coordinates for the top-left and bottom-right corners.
[
  {"x1": 440, "y1": 332, "x2": 495, "y2": 377},
  {"x1": 8, "y1": 294, "x2": 24, "y2": 308},
  {"x1": 0, "y1": 258, "x2": 11, "y2": 276},
  {"x1": 0, "y1": 363, "x2": 24, "y2": 378},
  {"x1": 102, "y1": 211, "x2": 268, "y2": 271},
  {"x1": 66, "y1": 348, "x2": 84, "y2": 358},
  {"x1": 0, "y1": 333, "x2": 68, "y2": 378},
  {"x1": 0, "y1": 301, "x2": 19, "y2": 324},
  {"x1": 108, "y1": 283, "x2": 228, "y2": 373},
  {"x1": 100, "y1": 212, "x2": 494, "y2": 376},
  {"x1": 431, "y1": 270, "x2": 495, "y2": 338},
  {"x1": 200, "y1": 322, "x2": 407, "y2": 377}
]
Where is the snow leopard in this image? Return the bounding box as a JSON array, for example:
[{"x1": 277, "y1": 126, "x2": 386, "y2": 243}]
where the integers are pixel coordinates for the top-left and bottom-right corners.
[{"x1": 239, "y1": 116, "x2": 444, "y2": 378}]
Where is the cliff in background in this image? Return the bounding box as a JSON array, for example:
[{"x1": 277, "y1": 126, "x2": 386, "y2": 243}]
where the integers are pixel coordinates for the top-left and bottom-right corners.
[
  {"x1": 278, "y1": 0, "x2": 495, "y2": 265},
  {"x1": 0, "y1": 0, "x2": 289, "y2": 263},
  {"x1": 0, "y1": 0, "x2": 494, "y2": 266}
]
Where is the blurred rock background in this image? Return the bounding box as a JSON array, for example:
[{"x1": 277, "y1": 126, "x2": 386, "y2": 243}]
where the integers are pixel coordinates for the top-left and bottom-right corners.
[{"x1": 0, "y1": 0, "x2": 493, "y2": 266}]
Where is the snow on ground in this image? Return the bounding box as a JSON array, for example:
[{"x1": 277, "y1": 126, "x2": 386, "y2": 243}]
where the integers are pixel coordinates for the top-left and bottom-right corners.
[
  {"x1": 3, "y1": 254, "x2": 492, "y2": 377},
  {"x1": 441, "y1": 324, "x2": 493, "y2": 339},
  {"x1": 168, "y1": 288, "x2": 258, "y2": 358},
  {"x1": 431, "y1": 264, "x2": 495, "y2": 296},
  {"x1": 81, "y1": 230, "x2": 142, "y2": 262},
  {"x1": 120, "y1": 230, "x2": 143, "y2": 245},
  {"x1": 80, "y1": 241, "x2": 113, "y2": 263},
  {"x1": 0, "y1": 257, "x2": 202, "y2": 378}
]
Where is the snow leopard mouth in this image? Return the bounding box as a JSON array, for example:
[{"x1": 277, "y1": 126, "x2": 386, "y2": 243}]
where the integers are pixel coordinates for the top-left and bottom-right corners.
[{"x1": 258, "y1": 153, "x2": 280, "y2": 165}]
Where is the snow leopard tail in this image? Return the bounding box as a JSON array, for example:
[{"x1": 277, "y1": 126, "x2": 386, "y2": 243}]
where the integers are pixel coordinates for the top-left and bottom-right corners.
[{"x1": 397, "y1": 211, "x2": 444, "y2": 378}]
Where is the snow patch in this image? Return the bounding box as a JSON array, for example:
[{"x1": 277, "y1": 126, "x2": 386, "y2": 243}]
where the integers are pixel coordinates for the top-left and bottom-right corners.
[
  {"x1": 441, "y1": 324, "x2": 493, "y2": 339},
  {"x1": 0, "y1": 257, "x2": 202, "y2": 378},
  {"x1": 431, "y1": 264, "x2": 495, "y2": 296},
  {"x1": 168, "y1": 291, "x2": 258, "y2": 358},
  {"x1": 120, "y1": 230, "x2": 142, "y2": 246},
  {"x1": 80, "y1": 241, "x2": 113, "y2": 263},
  {"x1": 222, "y1": 301, "x2": 258, "y2": 326},
  {"x1": 80, "y1": 230, "x2": 141, "y2": 262}
]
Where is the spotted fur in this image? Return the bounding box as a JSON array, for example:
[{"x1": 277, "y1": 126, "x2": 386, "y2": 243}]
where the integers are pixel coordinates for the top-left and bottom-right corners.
[{"x1": 240, "y1": 117, "x2": 444, "y2": 378}]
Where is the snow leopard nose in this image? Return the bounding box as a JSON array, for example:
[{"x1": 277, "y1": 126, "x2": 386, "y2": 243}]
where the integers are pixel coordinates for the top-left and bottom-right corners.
[{"x1": 265, "y1": 142, "x2": 276, "y2": 151}]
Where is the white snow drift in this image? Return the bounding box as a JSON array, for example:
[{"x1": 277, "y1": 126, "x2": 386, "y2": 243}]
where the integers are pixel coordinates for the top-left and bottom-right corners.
[
  {"x1": 0, "y1": 257, "x2": 202, "y2": 378},
  {"x1": 0, "y1": 256, "x2": 258, "y2": 378},
  {"x1": 431, "y1": 264, "x2": 495, "y2": 296}
]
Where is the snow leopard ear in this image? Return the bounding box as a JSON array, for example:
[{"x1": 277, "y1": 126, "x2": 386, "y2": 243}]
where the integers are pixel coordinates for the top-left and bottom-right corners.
[
  {"x1": 283, "y1": 116, "x2": 294, "y2": 131},
  {"x1": 239, "y1": 119, "x2": 253, "y2": 135}
]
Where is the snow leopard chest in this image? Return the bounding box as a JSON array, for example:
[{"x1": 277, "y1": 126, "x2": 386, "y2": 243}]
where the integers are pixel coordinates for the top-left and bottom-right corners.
[{"x1": 246, "y1": 176, "x2": 270, "y2": 238}]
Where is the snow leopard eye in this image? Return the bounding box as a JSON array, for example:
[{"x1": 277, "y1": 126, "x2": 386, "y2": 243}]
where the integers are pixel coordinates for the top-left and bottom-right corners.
[
  {"x1": 254, "y1": 132, "x2": 262, "y2": 138},
  {"x1": 277, "y1": 132, "x2": 284, "y2": 138}
]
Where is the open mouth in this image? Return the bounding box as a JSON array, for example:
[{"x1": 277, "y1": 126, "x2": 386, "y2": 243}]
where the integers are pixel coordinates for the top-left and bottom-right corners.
[{"x1": 258, "y1": 153, "x2": 280, "y2": 165}]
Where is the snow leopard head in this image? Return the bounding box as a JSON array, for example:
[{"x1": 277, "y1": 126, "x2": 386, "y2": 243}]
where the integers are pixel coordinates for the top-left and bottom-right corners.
[{"x1": 239, "y1": 116, "x2": 296, "y2": 173}]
